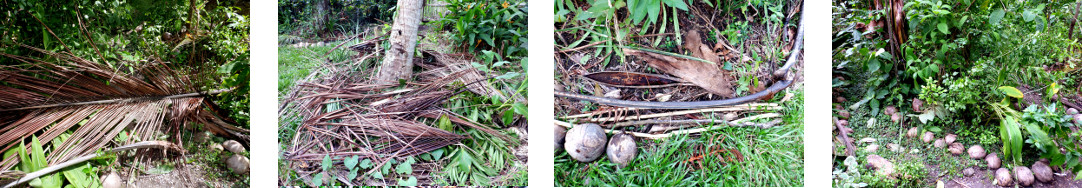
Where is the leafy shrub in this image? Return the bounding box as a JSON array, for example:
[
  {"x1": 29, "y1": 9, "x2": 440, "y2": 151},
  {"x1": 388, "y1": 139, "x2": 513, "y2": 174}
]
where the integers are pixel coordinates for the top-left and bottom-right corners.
[
  {"x1": 627, "y1": 0, "x2": 687, "y2": 27},
  {"x1": 278, "y1": 0, "x2": 396, "y2": 36},
  {"x1": 439, "y1": 0, "x2": 528, "y2": 58},
  {"x1": 832, "y1": 156, "x2": 868, "y2": 188}
]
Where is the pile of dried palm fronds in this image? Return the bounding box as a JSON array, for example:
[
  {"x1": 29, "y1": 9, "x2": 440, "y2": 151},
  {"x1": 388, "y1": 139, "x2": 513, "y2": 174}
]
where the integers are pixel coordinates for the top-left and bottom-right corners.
[
  {"x1": 280, "y1": 39, "x2": 516, "y2": 186},
  {"x1": 0, "y1": 45, "x2": 249, "y2": 180}
]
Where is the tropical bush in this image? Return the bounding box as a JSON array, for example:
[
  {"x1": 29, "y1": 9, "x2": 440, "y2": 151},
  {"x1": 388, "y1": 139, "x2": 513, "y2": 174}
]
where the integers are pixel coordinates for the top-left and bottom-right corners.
[
  {"x1": 438, "y1": 0, "x2": 528, "y2": 58},
  {"x1": 834, "y1": 0, "x2": 1082, "y2": 181}
]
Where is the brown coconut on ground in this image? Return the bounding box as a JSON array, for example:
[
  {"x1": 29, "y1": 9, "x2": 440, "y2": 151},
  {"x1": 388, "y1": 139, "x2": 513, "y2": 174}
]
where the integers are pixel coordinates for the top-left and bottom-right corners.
[
  {"x1": 967, "y1": 145, "x2": 986, "y2": 159},
  {"x1": 1032, "y1": 161, "x2": 1054, "y2": 183},
  {"x1": 1015, "y1": 166, "x2": 1035, "y2": 186},
  {"x1": 564, "y1": 123, "x2": 607, "y2": 162}
]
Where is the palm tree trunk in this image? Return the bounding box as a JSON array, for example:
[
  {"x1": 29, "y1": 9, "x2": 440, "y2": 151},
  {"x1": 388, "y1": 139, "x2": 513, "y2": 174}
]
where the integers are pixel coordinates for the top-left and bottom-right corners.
[{"x1": 375, "y1": 0, "x2": 424, "y2": 84}]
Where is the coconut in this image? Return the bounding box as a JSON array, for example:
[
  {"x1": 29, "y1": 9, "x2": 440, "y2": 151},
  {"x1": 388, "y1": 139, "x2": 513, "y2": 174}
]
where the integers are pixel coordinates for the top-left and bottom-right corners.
[
  {"x1": 933, "y1": 139, "x2": 947, "y2": 148},
  {"x1": 1074, "y1": 114, "x2": 1082, "y2": 125},
  {"x1": 859, "y1": 137, "x2": 877, "y2": 143},
  {"x1": 865, "y1": 155, "x2": 894, "y2": 176},
  {"x1": 1015, "y1": 166, "x2": 1035, "y2": 186},
  {"x1": 887, "y1": 143, "x2": 901, "y2": 152},
  {"x1": 1068, "y1": 108, "x2": 1079, "y2": 115},
  {"x1": 838, "y1": 119, "x2": 849, "y2": 127},
  {"x1": 963, "y1": 167, "x2": 976, "y2": 177},
  {"x1": 836, "y1": 97, "x2": 847, "y2": 103},
  {"x1": 555, "y1": 126, "x2": 567, "y2": 152},
  {"x1": 606, "y1": 133, "x2": 637, "y2": 168},
  {"x1": 948, "y1": 143, "x2": 964, "y2": 156},
  {"x1": 890, "y1": 113, "x2": 901, "y2": 122},
  {"x1": 223, "y1": 140, "x2": 246, "y2": 154},
  {"x1": 995, "y1": 168, "x2": 1013, "y2": 187},
  {"x1": 564, "y1": 123, "x2": 607, "y2": 162},
  {"x1": 913, "y1": 98, "x2": 924, "y2": 112},
  {"x1": 226, "y1": 154, "x2": 250, "y2": 173},
  {"x1": 209, "y1": 143, "x2": 224, "y2": 151},
  {"x1": 193, "y1": 131, "x2": 212, "y2": 143},
  {"x1": 922, "y1": 132, "x2": 934, "y2": 143},
  {"x1": 967, "y1": 145, "x2": 986, "y2": 159},
  {"x1": 944, "y1": 134, "x2": 957, "y2": 144},
  {"x1": 865, "y1": 144, "x2": 880, "y2": 153},
  {"x1": 884, "y1": 106, "x2": 897, "y2": 115},
  {"x1": 906, "y1": 127, "x2": 920, "y2": 138},
  {"x1": 987, "y1": 153, "x2": 1002, "y2": 169},
  {"x1": 1033, "y1": 161, "x2": 1054, "y2": 183},
  {"x1": 838, "y1": 110, "x2": 851, "y2": 119},
  {"x1": 102, "y1": 171, "x2": 123, "y2": 188}
]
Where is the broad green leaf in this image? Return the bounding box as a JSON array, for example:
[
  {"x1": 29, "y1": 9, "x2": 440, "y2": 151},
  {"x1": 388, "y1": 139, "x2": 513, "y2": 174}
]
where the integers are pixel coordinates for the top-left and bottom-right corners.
[
  {"x1": 1004, "y1": 116, "x2": 1024, "y2": 162},
  {"x1": 359, "y1": 159, "x2": 373, "y2": 169},
  {"x1": 997, "y1": 86, "x2": 1024, "y2": 98},
  {"x1": 1023, "y1": 9, "x2": 1035, "y2": 22},
  {"x1": 1048, "y1": 82, "x2": 1060, "y2": 96},
  {"x1": 502, "y1": 110, "x2": 515, "y2": 126},
  {"x1": 344, "y1": 156, "x2": 359, "y2": 170},
  {"x1": 431, "y1": 149, "x2": 445, "y2": 160},
  {"x1": 398, "y1": 176, "x2": 418, "y2": 186},
  {"x1": 381, "y1": 159, "x2": 395, "y2": 174},
  {"x1": 371, "y1": 171, "x2": 384, "y2": 179},
  {"x1": 512, "y1": 102, "x2": 528, "y2": 116},
  {"x1": 937, "y1": 22, "x2": 949, "y2": 34},
  {"x1": 495, "y1": 72, "x2": 520, "y2": 79},
  {"x1": 321, "y1": 155, "x2": 332, "y2": 171},
  {"x1": 989, "y1": 9, "x2": 1005, "y2": 24},
  {"x1": 867, "y1": 58, "x2": 881, "y2": 73},
  {"x1": 457, "y1": 150, "x2": 473, "y2": 172},
  {"x1": 312, "y1": 173, "x2": 324, "y2": 187},
  {"x1": 62, "y1": 160, "x2": 100, "y2": 188},
  {"x1": 395, "y1": 162, "x2": 412, "y2": 174},
  {"x1": 348, "y1": 168, "x2": 358, "y2": 180},
  {"x1": 917, "y1": 110, "x2": 936, "y2": 124},
  {"x1": 438, "y1": 115, "x2": 453, "y2": 131},
  {"x1": 646, "y1": 0, "x2": 661, "y2": 24},
  {"x1": 926, "y1": 126, "x2": 942, "y2": 133},
  {"x1": 662, "y1": 0, "x2": 688, "y2": 11}
]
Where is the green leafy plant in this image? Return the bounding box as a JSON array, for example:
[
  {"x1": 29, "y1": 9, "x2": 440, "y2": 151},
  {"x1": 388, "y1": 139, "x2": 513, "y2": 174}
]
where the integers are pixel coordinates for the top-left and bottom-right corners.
[
  {"x1": 627, "y1": 0, "x2": 687, "y2": 26},
  {"x1": 832, "y1": 156, "x2": 868, "y2": 188},
  {"x1": 991, "y1": 86, "x2": 1082, "y2": 179},
  {"x1": 440, "y1": 0, "x2": 528, "y2": 57}
]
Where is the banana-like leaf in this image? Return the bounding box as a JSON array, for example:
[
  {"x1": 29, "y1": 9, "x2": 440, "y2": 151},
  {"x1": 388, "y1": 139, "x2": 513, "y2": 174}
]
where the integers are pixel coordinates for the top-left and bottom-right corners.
[{"x1": 1002, "y1": 116, "x2": 1024, "y2": 163}]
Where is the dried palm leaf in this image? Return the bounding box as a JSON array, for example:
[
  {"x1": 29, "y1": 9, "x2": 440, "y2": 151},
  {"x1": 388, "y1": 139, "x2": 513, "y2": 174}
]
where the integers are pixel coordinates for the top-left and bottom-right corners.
[{"x1": 0, "y1": 46, "x2": 248, "y2": 171}]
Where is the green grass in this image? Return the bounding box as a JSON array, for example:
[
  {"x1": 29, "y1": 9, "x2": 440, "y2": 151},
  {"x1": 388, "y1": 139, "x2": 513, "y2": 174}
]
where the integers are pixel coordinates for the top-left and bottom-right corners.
[
  {"x1": 555, "y1": 88, "x2": 804, "y2": 187},
  {"x1": 277, "y1": 39, "x2": 365, "y2": 95}
]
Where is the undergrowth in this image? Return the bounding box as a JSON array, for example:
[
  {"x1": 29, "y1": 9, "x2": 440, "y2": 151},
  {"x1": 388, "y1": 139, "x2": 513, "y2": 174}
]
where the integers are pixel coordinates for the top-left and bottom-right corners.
[{"x1": 554, "y1": 89, "x2": 804, "y2": 187}]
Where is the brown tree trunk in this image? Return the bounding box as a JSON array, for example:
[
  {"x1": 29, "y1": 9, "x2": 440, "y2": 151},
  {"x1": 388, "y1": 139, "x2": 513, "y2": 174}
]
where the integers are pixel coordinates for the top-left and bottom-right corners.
[
  {"x1": 314, "y1": 0, "x2": 329, "y2": 36},
  {"x1": 375, "y1": 0, "x2": 424, "y2": 84}
]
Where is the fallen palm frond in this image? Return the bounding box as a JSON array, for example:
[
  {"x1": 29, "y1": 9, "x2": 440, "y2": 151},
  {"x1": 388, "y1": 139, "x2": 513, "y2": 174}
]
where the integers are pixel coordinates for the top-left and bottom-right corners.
[
  {"x1": 555, "y1": 113, "x2": 783, "y2": 139},
  {"x1": 281, "y1": 48, "x2": 516, "y2": 185},
  {"x1": 0, "y1": 46, "x2": 249, "y2": 172}
]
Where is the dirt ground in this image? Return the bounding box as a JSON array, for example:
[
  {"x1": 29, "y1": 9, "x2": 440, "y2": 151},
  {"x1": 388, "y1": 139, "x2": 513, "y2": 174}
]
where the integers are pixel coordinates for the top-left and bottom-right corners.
[{"x1": 943, "y1": 168, "x2": 1082, "y2": 188}]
